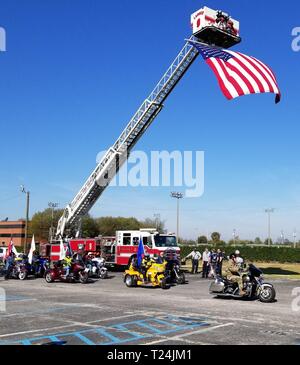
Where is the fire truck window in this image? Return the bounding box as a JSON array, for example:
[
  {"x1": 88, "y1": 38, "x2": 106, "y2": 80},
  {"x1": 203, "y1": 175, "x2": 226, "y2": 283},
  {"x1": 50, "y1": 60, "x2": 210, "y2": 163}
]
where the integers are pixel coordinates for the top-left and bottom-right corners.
[
  {"x1": 133, "y1": 237, "x2": 139, "y2": 246},
  {"x1": 143, "y1": 237, "x2": 148, "y2": 245},
  {"x1": 123, "y1": 234, "x2": 131, "y2": 245}
]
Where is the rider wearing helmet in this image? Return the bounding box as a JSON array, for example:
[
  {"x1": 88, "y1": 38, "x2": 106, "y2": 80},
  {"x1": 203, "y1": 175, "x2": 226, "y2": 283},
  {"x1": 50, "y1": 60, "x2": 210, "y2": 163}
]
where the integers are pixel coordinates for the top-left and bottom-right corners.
[
  {"x1": 226, "y1": 253, "x2": 246, "y2": 296},
  {"x1": 235, "y1": 250, "x2": 244, "y2": 268},
  {"x1": 141, "y1": 253, "x2": 154, "y2": 282}
]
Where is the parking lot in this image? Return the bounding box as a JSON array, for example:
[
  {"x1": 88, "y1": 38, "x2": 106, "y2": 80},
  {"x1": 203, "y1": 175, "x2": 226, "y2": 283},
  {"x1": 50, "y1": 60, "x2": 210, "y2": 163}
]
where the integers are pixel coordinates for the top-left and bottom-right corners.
[{"x1": 0, "y1": 273, "x2": 299, "y2": 345}]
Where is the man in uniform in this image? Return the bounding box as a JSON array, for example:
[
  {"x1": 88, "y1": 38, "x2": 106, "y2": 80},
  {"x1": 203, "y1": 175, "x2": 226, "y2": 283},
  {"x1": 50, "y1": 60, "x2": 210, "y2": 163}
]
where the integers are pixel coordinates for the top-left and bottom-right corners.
[{"x1": 226, "y1": 253, "x2": 246, "y2": 296}]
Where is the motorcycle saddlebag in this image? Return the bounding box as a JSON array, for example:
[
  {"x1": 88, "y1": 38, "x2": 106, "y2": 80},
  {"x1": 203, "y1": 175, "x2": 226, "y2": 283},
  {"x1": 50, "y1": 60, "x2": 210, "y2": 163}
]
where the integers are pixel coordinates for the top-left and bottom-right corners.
[{"x1": 209, "y1": 278, "x2": 225, "y2": 294}]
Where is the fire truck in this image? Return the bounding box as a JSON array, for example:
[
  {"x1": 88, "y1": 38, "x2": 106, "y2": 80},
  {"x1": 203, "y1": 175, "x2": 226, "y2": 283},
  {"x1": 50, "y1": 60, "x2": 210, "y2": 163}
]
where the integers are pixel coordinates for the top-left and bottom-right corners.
[
  {"x1": 49, "y1": 6, "x2": 241, "y2": 255},
  {"x1": 46, "y1": 229, "x2": 179, "y2": 267}
]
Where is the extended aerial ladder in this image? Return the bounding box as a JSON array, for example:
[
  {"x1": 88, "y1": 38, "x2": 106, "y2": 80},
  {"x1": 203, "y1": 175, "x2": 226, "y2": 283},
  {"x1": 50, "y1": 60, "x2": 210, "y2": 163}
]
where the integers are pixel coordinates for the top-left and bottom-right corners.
[{"x1": 56, "y1": 6, "x2": 241, "y2": 239}]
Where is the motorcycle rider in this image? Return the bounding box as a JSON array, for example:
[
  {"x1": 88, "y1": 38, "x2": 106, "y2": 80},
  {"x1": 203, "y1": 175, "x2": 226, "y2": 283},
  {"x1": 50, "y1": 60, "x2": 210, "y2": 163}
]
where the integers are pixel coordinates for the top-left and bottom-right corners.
[
  {"x1": 140, "y1": 254, "x2": 154, "y2": 282},
  {"x1": 4, "y1": 252, "x2": 15, "y2": 280},
  {"x1": 62, "y1": 255, "x2": 73, "y2": 278},
  {"x1": 226, "y1": 253, "x2": 246, "y2": 296}
]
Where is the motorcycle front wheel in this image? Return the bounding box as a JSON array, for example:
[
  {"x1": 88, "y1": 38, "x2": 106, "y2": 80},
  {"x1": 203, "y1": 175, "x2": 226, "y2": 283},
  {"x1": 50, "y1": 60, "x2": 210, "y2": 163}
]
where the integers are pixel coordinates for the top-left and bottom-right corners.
[
  {"x1": 100, "y1": 270, "x2": 108, "y2": 279},
  {"x1": 79, "y1": 272, "x2": 89, "y2": 284},
  {"x1": 45, "y1": 271, "x2": 54, "y2": 283},
  {"x1": 258, "y1": 285, "x2": 276, "y2": 303},
  {"x1": 18, "y1": 271, "x2": 27, "y2": 280},
  {"x1": 176, "y1": 272, "x2": 186, "y2": 285}
]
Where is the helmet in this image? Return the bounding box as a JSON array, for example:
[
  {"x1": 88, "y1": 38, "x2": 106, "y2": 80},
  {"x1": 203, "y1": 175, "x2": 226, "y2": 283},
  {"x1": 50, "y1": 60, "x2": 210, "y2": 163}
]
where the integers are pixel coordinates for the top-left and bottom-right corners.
[
  {"x1": 235, "y1": 250, "x2": 240, "y2": 255},
  {"x1": 144, "y1": 253, "x2": 150, "y2": 259}
]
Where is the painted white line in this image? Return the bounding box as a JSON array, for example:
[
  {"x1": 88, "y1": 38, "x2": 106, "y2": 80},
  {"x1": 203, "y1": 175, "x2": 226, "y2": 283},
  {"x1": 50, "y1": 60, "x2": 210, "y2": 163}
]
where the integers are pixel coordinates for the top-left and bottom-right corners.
[{"x1": 144, "y1": 323, "x2": 234, "y2": 345}]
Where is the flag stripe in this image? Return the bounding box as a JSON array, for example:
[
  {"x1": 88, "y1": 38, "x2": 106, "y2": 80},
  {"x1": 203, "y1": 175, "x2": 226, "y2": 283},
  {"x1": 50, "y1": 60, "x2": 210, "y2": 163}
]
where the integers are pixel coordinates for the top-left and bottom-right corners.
[
  {"x1": 217, "y1": 59, "x2": 245, "y2": 97},
  {"x1": 220, "y1": 60, "x2": 252, "y2": 96},
  {"x1": 225, "y1": 61, "x2": 254, "y2": 94},
  {"x1": 227, "y1": 59, "x2": 258, "y2": 94},
  {"x1": 227, "y1": 51, "x2": 266, "y2": 93},
  {"x1": 252, "y1": 56, "x2": 277, "y2": 83},
  {"x1": 208, "y1": 58, "x2": 237, "y2": 99},
  {"x1": 236, "y1": 52, "x2": 272, "y2": 93},
  {"x1": 245, "y1": 55, "x2": 279, "y2": 94}
]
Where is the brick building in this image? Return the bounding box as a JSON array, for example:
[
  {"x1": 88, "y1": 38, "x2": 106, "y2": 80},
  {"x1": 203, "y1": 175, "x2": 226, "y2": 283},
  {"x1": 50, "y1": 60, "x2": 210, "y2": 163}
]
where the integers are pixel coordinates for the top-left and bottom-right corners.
[{"x1": 0, "y1": 220, "x2": 26, "y2": 247}]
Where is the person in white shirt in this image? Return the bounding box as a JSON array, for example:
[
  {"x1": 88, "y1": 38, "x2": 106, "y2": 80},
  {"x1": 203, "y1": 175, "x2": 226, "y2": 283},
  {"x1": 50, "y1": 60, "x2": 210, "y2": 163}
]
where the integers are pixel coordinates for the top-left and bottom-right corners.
[
  {"x1": 235, "y1": 250, "x2": 244, "y2": 268},
  {"x1": 186, "y1": 249, "x2": 202, "y2": 274},
  {"x1": 202, "y1": 248, "x2": 211, "y2": 278}
]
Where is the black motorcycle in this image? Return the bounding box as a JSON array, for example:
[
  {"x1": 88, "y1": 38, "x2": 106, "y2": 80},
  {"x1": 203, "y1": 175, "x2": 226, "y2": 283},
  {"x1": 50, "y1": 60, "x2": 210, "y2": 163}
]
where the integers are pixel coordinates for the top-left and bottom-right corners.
[
  {"x1": 209, "y1": 263, "x2": 276, "y2": 303},
  {"x1": 164, "y1": 251, "x2": 185, "y2": 285}
]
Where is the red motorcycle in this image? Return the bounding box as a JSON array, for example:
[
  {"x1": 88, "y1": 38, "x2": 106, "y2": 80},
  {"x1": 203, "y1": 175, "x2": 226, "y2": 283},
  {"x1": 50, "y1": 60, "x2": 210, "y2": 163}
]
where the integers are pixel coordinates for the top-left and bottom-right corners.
[{"x1": 45, "y1": 261, "x2": 89, "y2": 284}]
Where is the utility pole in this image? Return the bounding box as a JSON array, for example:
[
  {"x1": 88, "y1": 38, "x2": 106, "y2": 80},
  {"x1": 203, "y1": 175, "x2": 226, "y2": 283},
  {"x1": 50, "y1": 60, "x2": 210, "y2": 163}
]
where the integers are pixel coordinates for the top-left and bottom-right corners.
[
  {"x1": 20, "y1": 185, "x2": 30, "y2": 253},
  {"x1": 265, "y1": 208, "x2": 274, "y2": 246},
  {"x1": 232, "y1": 229, "x2": 236, "y2": 245},
  {"x1": 48, "y1": 202, "x2": 59, "y2": 241},
  {"x1": 153, "y1": 213, "x2": 161, "y2": 231},
  {"x1": 170, "y1": 192, "x2": 183, "y2": 242}
]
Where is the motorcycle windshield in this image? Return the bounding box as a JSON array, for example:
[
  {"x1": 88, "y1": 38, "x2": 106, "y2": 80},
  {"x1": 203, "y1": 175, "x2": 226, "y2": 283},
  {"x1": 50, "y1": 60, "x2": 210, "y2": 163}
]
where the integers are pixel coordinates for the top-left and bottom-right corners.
[{"x1": 249, "y1": 264, "x2": 263, "y2": 277}]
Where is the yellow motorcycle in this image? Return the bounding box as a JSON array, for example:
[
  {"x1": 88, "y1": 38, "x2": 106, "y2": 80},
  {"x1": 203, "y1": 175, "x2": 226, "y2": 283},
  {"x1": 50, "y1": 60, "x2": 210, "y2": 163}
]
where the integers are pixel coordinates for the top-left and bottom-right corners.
[{"x1": 124, "y1": 260, "x2": 168, "y2": 289}]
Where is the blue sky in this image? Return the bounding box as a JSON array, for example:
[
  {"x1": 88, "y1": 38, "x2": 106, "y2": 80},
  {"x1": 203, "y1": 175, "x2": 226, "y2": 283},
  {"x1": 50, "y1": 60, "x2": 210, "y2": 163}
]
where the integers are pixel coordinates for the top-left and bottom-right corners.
[{"x1": 0, "y1": 0, "x2": 299, "y2": 241}]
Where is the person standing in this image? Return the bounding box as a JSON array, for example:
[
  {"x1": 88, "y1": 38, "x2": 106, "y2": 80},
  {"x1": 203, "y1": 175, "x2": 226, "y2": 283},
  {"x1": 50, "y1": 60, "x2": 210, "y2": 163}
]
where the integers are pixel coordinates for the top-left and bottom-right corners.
[
  {"x1": 202, "y1": 248, "x2": 210, "y2": 278},
  {"x1": 185, "y1": 249, "x2": 202, "y2": 274},
  {"x1": 209, "y1": 249, "x2": 218, "y2": 278},
  {"x1": 216, "y1": 248, "x2": 224, "y2": 276}
]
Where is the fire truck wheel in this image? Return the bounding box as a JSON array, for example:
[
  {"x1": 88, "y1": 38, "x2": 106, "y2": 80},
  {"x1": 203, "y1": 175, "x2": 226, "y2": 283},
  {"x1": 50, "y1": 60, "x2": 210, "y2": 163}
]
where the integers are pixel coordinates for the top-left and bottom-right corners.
[{"x1": 125, "y1": 274, "x2": 136, "y2": 287}]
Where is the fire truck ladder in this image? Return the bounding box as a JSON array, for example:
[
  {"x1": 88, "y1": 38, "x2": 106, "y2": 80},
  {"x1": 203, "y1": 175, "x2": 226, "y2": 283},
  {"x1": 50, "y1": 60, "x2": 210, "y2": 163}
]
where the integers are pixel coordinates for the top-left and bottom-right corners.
[{"x1": 56, "y1": 36, "x2": 199, "y2": 239}]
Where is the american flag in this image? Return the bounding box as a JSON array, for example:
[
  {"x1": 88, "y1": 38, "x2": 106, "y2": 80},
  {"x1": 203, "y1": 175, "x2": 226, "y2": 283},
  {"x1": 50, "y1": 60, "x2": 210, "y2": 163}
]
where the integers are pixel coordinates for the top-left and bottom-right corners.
[{"x1": 190, "y1": 41, "x2": 281, "y2": 103}]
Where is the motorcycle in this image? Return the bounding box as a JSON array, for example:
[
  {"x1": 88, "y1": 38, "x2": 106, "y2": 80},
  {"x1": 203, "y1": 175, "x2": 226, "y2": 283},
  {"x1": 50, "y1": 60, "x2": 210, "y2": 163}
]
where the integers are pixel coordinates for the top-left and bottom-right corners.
[
  {"x1": 45, "y1": 261, "x2": 89, "y2": 284},
  {"x1": 30, "y1": 258, "x2": 50, "y2": 278},
  {"x1": 4, "y1": 261, "x2": 28, "y2": 280},
  {"x1": 209, "y1": 263, "x2": 276, "y2": 303},
  {"x1": 124, "y1": 260, "x2": 169, "y2": 289},
  {"x1": 165, "y1": 258, "x2": 185, "y2": 284},
  {"x1": 89, "y1": 257, "x2": 108, "y2": 279}
]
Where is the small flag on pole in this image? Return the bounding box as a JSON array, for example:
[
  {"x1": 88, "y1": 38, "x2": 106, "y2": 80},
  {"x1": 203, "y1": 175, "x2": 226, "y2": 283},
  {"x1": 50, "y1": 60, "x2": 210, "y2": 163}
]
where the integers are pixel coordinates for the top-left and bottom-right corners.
[
  {"x1": 28, "y1": 235, "x2": 36, "y2": 264},
  {"x1": 59, "y1": 239, "x2": 66, "y2": 260},
  {"x1": 137, "y1": 236, "x2": 145, "y2": 267},
  {"x1": 6, "y1": 238, "x2": 18, "y2": 259}
]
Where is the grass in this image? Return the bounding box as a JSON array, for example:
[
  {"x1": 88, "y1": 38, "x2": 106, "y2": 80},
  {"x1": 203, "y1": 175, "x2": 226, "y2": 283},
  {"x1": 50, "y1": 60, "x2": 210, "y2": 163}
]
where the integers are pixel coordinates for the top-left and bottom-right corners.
[{"x1": 182, "y1": 261, "x2": 300, "y2": 279}]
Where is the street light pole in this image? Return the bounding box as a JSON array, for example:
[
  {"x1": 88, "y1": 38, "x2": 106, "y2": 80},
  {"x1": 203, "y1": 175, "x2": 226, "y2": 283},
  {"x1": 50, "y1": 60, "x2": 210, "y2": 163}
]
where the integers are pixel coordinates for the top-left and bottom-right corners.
[
  {"x1": 171, "y1": 192, "x2": 183, "y2": 241},
  {"x1": 48, "y1": 202, "x2": 59, "y2": 242},
  {"x1": 293, "y1": 230, "x2": 297, "y2": 249},
  {"x1": 265, "y1": 208, "x2": 274, "y2": 246},
  {"x1": 20, "y1": 185, "x2": 30, "y2": 253}
]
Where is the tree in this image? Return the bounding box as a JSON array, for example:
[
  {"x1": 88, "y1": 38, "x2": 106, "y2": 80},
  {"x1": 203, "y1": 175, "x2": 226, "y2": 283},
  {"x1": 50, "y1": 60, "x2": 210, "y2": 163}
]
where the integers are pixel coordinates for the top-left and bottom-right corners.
[
  {"x1": 29, "y1": 208, "x2": 64, "y2": 241},
  {"x1": 81, "y1": 216, "x2": 100, "y2": 238},
  {"x1": 95, "y1": 216, "x2": 141, "y2": 236},
  {"x1": 254, "y1": 237, "x2": 262, "y2": 245},
  {"x1": 211, "y1": 232, "x2": 221, "y2": 243},
  {"x1": 264, "y1": 239, "x2": 273, "y2": 245},
  {"x1": 198, "y1": 235, "x2": 208, "y2": 244},
  {"x1": 140, "y1": 218, "x2": 166, "y2": 233}
]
